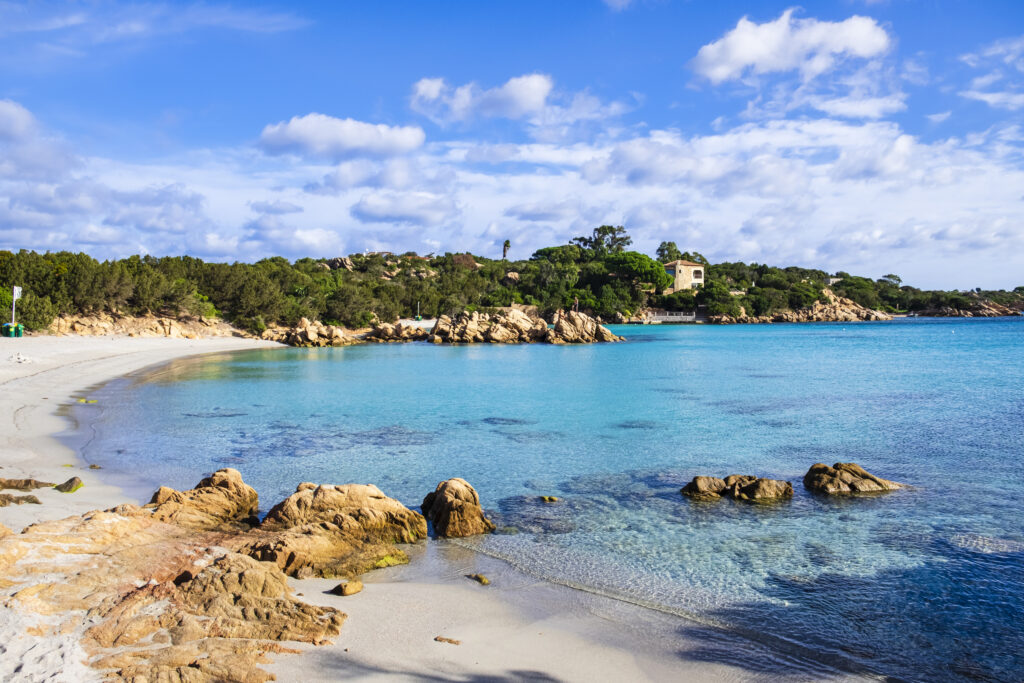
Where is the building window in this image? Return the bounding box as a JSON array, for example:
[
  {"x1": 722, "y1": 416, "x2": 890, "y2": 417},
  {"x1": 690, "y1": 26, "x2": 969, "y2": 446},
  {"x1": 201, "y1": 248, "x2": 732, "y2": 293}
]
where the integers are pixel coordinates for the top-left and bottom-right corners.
[{"x1": 692, "y1": 270, "x2": 703, "y2": 279}]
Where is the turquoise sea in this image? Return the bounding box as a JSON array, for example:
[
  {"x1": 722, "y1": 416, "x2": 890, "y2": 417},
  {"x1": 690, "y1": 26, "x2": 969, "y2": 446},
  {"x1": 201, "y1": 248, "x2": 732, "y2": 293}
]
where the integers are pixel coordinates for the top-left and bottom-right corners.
[{"x1": 77, "y1": 318, "x2": 1024, "y2": 681}]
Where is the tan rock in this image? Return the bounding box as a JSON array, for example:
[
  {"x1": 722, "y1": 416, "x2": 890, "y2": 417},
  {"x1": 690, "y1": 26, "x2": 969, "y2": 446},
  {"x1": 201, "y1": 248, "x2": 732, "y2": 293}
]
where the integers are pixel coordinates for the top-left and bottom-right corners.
[
  {"x1": 330, "y1": 579, "x2": 363, "y2": 596},
  {"x1": 680, "y1": 476, "x2": 727, "y2": 501},
  {"x1": 422, "y1": 478, "x2": 496, "y2": 538},
  {"x1": 241, "y1": 483, "x2": 426, "y2": 578},
  {"x1": 146, "y1": 468, "x2": 259, "y2": 531},
  {"x1": 0, "y1": 478, "x2": 55, "y2": 491},
  {"x1": 803, "y1": 462, "x2": 903, "y2": 495}
]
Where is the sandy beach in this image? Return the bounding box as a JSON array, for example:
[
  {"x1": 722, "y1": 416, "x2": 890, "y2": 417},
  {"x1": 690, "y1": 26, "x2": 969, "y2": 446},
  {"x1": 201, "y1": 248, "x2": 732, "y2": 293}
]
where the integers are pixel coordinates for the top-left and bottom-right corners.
[{"x1": 0, "y1": 336, "x2": 835, "y2": 682}]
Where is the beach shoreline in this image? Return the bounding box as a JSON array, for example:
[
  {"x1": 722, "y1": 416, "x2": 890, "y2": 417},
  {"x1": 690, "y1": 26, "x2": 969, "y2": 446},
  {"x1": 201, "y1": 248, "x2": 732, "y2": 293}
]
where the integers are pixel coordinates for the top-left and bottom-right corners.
[{"x1": 1, "y1": 335, "x2": 859, "y2": 682}]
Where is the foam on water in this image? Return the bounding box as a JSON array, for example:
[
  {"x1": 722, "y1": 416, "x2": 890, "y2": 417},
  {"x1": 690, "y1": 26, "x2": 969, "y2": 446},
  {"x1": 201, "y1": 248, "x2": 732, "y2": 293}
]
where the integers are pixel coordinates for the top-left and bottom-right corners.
[{"x1": 78, "y1": 318, "x2": 1024, "y2": 681}]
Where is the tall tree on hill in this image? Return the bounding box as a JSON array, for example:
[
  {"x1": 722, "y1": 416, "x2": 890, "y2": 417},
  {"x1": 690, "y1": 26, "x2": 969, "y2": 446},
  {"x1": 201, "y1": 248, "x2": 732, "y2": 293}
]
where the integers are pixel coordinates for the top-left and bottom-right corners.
[
  {"x1": 571, "y1": 225, "x2": 632, "y2": 256},
  {"x1": 502, "y1": 239, "x2": 510, "y2": 260},
  {"x1": 656, "y1": 241, "x2": 683, "y2": 263}
]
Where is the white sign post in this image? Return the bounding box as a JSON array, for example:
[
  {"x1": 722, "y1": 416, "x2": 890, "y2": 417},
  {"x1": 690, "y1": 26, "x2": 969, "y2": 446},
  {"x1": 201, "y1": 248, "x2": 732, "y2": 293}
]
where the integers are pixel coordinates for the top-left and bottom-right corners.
[{"x1": 11, "y1": 286, "x2": 21, "y2": 325}]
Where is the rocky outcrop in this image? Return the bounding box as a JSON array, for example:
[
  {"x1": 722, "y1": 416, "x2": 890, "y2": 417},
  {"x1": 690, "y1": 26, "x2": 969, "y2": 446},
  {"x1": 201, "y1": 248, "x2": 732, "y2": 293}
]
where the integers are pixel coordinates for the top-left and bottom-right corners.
[
  {"x1": 803, "y1": 462, "x2": 903, "y2": 495},
  {"x1": 0, "y1": 493, "x2": 41, "y2": 507},
  {"x1": 914, "y1": 299, "x2": 1021, "y2": 317},
  {"x1": 427, "y1": 309, "x2": 622, "y2": 344},
  {"x1": 367, "y1": 321, "x2": 430, "y2": 343},
  {"x1": 422, "y1": 478, "x2": 495, "y2": 538},
  {"x1": 710, "y1": 289, "x2": 891, "y2": 324},
  {"x1": 49, "y1": 313, "x2": 242, "y2": 338},
  {"x1": 452, "y1": 253, "x2": 481, "y2": 270},
  {"x1": 681, "y1": 474, "x2": 793, "y2": 502},
  {"x1": 0, "y1": 477, "x2": 55, "y2": 491},
  {"x1": 260, "y1": 317, "x2": 359, "y2": 347},
  {"x1": 0, "y1": 502, "x2": 344, "y2": 682},
  {"x1": 322, "y1": 256, "x2": 355, "y2": 271},
  {"x1": 549, "y1": 310, "x2": 623, "y2": 343},
  {"x1": 240, "y1": 483, "x2": 426, "y2": 578},
  {"x1": 146, "y1": 467, "x2": 259, "y2": 531}
]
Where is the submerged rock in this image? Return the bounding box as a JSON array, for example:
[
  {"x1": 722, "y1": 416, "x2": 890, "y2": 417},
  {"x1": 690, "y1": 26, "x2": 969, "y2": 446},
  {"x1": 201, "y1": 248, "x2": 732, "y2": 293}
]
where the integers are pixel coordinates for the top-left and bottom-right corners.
[
  {"x1": 803, "y1": 462, "x2": 903, "y2": 495},
  {"x1": 467, "y1": 573, "x2": 490, "y2": 585},
  {"x1": 242, "y1": 482, "x2": 426, "y2": 578},
  {"x1": 422, "y1": 478, "x2": 496, "y2": 538},
  {"x1": 679, "y1": 476, "x2": 727, "y2": 501},
  {"x1": 681, "y1": 474, "x2": 793, "y2": 503}
]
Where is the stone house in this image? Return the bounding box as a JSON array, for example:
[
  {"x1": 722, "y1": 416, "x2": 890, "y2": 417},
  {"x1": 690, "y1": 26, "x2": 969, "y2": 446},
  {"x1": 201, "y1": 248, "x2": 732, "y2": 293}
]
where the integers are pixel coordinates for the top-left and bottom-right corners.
[{"x1": 664, "y1": 260, "x2": 705, "y2": 293}]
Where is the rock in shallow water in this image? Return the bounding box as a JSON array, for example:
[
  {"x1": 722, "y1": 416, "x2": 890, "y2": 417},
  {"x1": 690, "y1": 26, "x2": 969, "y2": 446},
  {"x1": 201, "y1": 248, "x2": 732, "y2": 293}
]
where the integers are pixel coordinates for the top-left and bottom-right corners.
[
  {"x1": 803, "y1": 462, "x2": 903, "y2": 495},
  {"x1": 422, "y1": 478, "x2": 495, "y2": 538},
  {"x1": 681, "y1": 474, "x2": 793, "y2": 502}
]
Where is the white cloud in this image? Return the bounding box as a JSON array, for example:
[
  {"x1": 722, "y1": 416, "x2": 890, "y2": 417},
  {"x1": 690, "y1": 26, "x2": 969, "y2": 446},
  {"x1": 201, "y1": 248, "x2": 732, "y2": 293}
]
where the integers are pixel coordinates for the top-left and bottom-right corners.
[
  {"x1": 603, "y1": 0, "x2": 634, "y2": 10},
  {"x1": 959, "y1": 36, "x2": 1024, "y2": 111},
  {"x1": 249, "y1": 199, "x2": 304, "y2": 214},
  {"x1": 812, "y1": 94, "x2": 906, "y2": 119},
  {"x1": 350, "y1": 191, "x2": 458, "y2": 225},
  {"x1": 4, "y1": 98, "x2": 1024, "y2": 288},
  {"x1": 927, "y1": 111, "x2": 952, "y2": 123},
  {"x1": 259, "y1": 114, "x2": 425, "y2": 160},
  {"x1": 693, "y1": 9, "x2": 891, "y2": 84},
  {"x1": 412, "y1": 74, "x2": 554, "y2": 122},
  {"x1": 960, "y1": 90, "x2": 1024, "y2": 111},
  {"x1": 0, "y1": 99, "x2": 38, "y2": 140},
  {"x1": 504, "y1": 200, "x2": 577, "y2": 222},
  {"x1": 410, "y1": 74, "x2": 628, "y2": 138}
]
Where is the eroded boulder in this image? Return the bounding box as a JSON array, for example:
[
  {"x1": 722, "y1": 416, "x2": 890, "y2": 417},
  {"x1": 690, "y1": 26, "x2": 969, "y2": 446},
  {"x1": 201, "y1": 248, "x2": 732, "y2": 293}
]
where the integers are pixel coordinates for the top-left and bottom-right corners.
[
  {"x1": 422, "y1": 478, "x2": 496, "y2": 538},
  {"x1": 803, "y1": 462, "x2": 903, "y2": 495},
  {"x1": 146, "y1": 468, "x2": 259, "y2": 531},
  {"x1": 240, "y1": 483, "x2": 426, "y2": 578},
  {"x1": 681, "y1": 474, "x2": 793, "y2": 503}
]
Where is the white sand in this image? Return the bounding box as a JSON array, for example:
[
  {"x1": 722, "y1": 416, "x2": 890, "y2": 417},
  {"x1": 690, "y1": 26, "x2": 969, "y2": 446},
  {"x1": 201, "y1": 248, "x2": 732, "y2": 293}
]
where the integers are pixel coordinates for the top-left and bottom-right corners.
[{"x1": 0, "y1": 335, "x2": 854, "y2": 682}]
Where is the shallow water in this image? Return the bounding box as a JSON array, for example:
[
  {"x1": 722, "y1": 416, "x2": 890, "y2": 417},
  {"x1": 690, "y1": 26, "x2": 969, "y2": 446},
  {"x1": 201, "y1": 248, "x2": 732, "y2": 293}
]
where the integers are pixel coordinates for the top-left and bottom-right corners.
[{"x1": 79, "y1": 318, "x2": 1024, "y2": 681}]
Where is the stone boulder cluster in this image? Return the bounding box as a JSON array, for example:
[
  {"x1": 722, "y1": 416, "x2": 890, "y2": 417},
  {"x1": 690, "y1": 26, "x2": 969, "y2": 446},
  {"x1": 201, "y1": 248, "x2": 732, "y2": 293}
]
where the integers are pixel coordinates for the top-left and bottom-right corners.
[
  {"x1": 260, "y1": 317, "x2": 360, "y2": 347},
  {"x1": 914, "y1": 298, "x2": 1022, "y2": 317},
  {"x1": 422, "y1": 309, "x2": 622, "y2": 345},
  {"x1": 367, "y1": 321, "x2": 430, "y2": 343},
  {"x1": 48, "y1": 313, "x2": 240, "y2": 338},
  {"x1": 681, "y1": 474, "x2": 793, "y2": 502},
  {"x1": 0, "y1": 468, "x2": 498, "y2": 681},
  {"x1": 681, "y1": 462, "x2": 904, "y2": 504},
  {"x1": 709, "y1": 289, "x2": 892, "y2": 324}
]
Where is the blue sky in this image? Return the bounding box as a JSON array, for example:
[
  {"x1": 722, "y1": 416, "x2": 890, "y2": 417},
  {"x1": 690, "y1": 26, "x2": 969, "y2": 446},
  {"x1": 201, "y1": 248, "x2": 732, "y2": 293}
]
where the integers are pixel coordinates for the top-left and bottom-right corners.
[{"x1": 1, "y1": 1, "x2": 1023, "y2": 288}]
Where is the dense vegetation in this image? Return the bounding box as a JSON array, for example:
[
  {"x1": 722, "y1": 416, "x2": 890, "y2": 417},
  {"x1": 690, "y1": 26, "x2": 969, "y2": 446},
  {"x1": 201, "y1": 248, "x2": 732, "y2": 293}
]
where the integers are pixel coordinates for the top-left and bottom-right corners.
[{"x1": 1, "y1": 228, "x2": 1020, "y2": 331}]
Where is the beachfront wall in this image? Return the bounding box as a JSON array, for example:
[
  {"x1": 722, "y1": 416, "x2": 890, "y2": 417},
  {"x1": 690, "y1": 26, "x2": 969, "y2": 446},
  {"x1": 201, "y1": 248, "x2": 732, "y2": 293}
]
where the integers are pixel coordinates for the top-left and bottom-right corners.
[{"x1": 663, "y1": 260, "x2": 704, "y2": 294}]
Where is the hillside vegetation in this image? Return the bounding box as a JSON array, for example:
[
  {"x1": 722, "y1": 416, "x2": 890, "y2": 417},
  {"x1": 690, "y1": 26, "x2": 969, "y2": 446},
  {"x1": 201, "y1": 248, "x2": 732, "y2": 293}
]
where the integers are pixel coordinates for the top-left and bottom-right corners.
[{"x1": 1, "y1": 227, "x2": 1021, "y2": 331}]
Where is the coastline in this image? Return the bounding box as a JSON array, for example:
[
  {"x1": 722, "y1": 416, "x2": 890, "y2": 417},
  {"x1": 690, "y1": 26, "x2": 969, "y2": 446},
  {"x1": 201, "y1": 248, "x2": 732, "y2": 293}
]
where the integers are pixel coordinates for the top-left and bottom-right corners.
[{"x1": 0, "y1": 335, "x2": 865, "y2": 682}]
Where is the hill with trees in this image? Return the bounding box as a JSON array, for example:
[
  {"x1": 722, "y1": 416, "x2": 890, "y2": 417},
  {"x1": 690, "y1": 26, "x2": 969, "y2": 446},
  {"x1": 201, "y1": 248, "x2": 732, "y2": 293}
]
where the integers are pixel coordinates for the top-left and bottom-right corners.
[{"x1": 1, "y1": 227, "x2": 1021, "y2": 332}]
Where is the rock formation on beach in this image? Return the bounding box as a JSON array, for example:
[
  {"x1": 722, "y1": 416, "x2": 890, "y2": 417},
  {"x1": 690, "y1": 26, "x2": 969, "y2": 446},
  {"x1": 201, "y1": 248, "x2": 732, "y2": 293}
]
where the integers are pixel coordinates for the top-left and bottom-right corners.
[
  {"x1": 709, "y1": 289, "x2": 891, "y2": 324},
  {"x1": 0, "y1": 468, "x2": 432, "y2": 681},
  {"x1": 241, "y1": 482, "x2": 427, "y2": 578},
  {"x1": 803, "y1": 462, "x2": 904, "y2": 494},
  {"x1": 423, "y1": 309, "x2": 622, "y2": 344},
  {"x1": 681, "y1": 474, "x2": 794, "y2": 502},
  {"x1": 48, "y1": 313, "x2": 242, "y2": 339},
  {"x1": 422, "y1": 478, "x2": 496, "y2": 537},
  {"x1": 260, "y1": 317, "x2": 360, "y2": 347},
  {"x1": 367, "y1": 321, "x2": 430, "y2": 343}
]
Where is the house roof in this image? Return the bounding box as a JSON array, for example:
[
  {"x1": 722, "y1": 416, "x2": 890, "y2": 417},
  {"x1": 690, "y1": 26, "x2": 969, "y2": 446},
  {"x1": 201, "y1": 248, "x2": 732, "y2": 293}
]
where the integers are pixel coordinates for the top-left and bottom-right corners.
[{"x1": 664, "y1": 260, "x2": 704, "y2": 267}]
